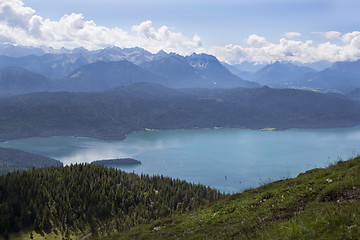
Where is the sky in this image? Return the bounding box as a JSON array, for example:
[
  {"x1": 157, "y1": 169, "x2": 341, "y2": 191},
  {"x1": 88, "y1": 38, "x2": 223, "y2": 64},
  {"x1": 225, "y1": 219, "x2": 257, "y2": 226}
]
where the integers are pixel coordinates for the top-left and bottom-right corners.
[{"x1": 0, "y1": 0, "x2": 360, "y2": 64}]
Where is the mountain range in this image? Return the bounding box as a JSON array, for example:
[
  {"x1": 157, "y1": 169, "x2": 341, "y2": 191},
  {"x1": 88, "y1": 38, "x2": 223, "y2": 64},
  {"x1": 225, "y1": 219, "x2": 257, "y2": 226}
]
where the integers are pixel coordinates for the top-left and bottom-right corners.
[
  {"x1": 0, "y1": 49, "x2": 258, "y2": 95},
  {"x1": 226, "y1": 60, "x2": 360, "y2": 93},
  {"x1": 297, "y1": 60, "x2": 360, "y2": 92},
  {"x1": 1, "y1": 44, "x2": 360, "y2": 94},
  {"x1": 0, "y1": 47, "x2": 163, "y2": 79}
]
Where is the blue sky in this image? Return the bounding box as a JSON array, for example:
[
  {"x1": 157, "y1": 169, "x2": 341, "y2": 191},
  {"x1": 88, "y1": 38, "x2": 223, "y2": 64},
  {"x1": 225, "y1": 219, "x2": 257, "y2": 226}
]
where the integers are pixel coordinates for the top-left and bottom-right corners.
[
  {"x1": 1, "y1": 0, "x2": 360, "y2": 63},
  {"x1": 24, "y1": 0, "x2": 359, "y2": 45}
]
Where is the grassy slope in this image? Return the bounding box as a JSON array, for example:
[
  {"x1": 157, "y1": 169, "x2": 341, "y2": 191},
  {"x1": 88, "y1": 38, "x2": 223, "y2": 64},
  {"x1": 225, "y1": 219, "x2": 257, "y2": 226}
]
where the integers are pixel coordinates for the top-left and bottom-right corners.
[{"x1": 102, "y1": 157, "x2": 360, "y2": 240}]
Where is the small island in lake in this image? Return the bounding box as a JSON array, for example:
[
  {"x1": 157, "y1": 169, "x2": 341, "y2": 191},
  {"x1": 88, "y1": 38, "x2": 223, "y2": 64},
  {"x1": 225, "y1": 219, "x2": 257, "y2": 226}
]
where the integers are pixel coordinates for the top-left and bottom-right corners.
[
  {"x1": 91, "y1": 158, "x2": 141, "y2": 166},
  {"x1": 259, "y1": 128, "x2": 276, "y2": 131}
]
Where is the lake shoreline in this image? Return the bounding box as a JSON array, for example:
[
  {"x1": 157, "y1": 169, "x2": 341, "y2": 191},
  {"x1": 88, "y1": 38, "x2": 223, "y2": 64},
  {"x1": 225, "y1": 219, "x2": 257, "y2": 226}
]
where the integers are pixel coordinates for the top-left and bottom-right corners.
[
  {"x1": 1, "y1": 124, "x2": 359, "y2": 143},
  {"x1": 1, "y1": 126, "x2": 360, "y2": 193}
]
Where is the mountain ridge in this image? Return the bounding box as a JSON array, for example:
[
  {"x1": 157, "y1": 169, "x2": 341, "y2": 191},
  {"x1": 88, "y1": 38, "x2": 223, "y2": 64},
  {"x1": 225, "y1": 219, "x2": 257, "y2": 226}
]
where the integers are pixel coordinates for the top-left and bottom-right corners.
[
  {"x1": 0, "y1": 67, "x2": 57, "y2": 95},
  {"x1": 0, "y1": 49, "x2": 260, "y2": 94},
  {"x1": 249, "y1": 61, "x2": 316, "y2": 87},
  {"x1": 141, "y1": 54, "x2": 259, "y2": 88},
  {"x1": 60, "y1": 60, "x2": 165, "y2": 92},
  {"x1": 0, "y1": 83, "x2": 359, "y2": 142},
  {"x1": 0, "y1": 147, "x2": 62, "y2": 175}
]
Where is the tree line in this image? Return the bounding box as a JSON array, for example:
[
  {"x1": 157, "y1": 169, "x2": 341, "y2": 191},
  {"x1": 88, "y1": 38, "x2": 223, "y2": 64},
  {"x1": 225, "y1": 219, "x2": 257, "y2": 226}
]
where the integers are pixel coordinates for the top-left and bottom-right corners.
[{"x1": 0, "y1": 164, "x2": 222, "y2": 238}]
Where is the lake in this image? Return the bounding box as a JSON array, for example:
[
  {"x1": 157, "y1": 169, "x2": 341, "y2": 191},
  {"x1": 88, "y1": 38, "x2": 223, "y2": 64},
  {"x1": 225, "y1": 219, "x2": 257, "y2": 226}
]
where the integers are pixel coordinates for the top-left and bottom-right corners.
[{"x1": 1, "y1": 127, "x2": 360, "y2": 193}]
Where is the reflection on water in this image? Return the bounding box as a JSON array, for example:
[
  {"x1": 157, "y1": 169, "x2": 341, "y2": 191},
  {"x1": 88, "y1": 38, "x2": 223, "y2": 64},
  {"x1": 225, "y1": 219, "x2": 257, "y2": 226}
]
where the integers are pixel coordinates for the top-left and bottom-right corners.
[{"x1": 1, "y1": 127, "x2": 360, "y2": 193}]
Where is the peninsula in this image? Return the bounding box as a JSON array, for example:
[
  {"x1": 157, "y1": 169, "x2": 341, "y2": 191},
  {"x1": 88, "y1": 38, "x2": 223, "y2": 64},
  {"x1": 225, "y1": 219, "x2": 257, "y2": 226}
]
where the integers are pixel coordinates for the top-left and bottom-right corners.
[{"x1": 91, "y1": 158, "x2": 141, "y2": 166}]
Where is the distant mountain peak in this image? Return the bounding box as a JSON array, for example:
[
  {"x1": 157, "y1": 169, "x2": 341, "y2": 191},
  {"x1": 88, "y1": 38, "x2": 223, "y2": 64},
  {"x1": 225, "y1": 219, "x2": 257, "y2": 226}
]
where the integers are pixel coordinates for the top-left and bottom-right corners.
[
  {"x1": 251, "y1": 61, "x2": 316, "y2": 87},
  {"x1": 186, "y1": 53, "x2": 221, "y2": 70},
  {"x1": 72, "y1": 47, "x2": 89, "y2": 53},
  {"x1": 187, "y1": 53, "x2": 219, "y2": 62},
  {"x1": 264, "y1": 61, "x2": 314, "y2": 71},
  {"x1": 161, "y1": 54, "x2": 187, "y2": 63},
  {"x1": 329, "y1": 59, "x2": 360, "y2": 72},
  {"x1": 0, "y1": 44, "x2": 46, "y2": 57},
  {"x1": 156, "y1": 50, "x2": 168, "y2": 57},
  {"x1": 269, "y1": 61, "x2": 298, "y2": 67}
]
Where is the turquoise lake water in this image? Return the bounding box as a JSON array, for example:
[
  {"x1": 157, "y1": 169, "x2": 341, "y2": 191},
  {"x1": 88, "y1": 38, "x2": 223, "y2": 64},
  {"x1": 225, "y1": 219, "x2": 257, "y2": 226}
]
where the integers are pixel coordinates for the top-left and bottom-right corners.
[{"x1": 2, "y1": 127, "x2": 360, "y2": 193}]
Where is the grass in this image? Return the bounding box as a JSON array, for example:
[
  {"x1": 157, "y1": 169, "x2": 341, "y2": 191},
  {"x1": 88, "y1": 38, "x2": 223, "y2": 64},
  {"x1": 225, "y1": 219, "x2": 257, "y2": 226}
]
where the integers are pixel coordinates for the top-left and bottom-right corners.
[
  {"x1": 4, "y1": 231, "x2": 80, "y2": 240},
  {"x1": 98, "y1": 157, "x2": 360, "y2": 240},
  {"x1": 4, "y1": 157, "x2": 359, "y2": 240}
]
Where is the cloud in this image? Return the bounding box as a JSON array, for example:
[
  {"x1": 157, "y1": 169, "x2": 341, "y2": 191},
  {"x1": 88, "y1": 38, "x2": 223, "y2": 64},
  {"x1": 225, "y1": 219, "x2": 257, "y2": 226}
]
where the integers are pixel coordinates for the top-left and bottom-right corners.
[
  {"x1": 1, "y1": 1, "x2": 360, "y2": 64},
  {"x1": 312, "y1": 31, "x2": 342, "y2": 39},
  {"x1": 0, "y1": 0, "x2": 34, "y2": 28},
  {"x1": 244, "y1": 34, "x2": 269, "y2": 46},
  {"x1": 284, "y1": 32, "x2": 301, "y2": 38},
  {"x1": 0, "y1": 0, "x2": 201, "y2": 55},
  {"x1": 342, "y1": 31, "x2": 360, "y2": 44},
  {"x1": 206, "y1": 35, "x2": 360, "y2": 64},
  {"x1": 131, "y1": 20, "x2": 202, "y2": 54}
]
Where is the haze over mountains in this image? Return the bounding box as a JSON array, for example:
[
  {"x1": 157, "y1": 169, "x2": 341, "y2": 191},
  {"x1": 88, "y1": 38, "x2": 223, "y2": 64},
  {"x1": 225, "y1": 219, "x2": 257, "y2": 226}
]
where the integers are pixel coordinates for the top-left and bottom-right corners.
[
  {"x1": 225, "y1": 60, "x2": 360, "y2": 93},
  {"x1": 1, "y1": 44, "x2": 360, "y2": 96},
  {"x1": 0, "y1": 46, "x2": 260, "y2": 95},
  {"x1": 246, "y1": 61, "x2": 316, "y2": 88},
  {"x1": 0, "y1": 67, "x2": 57, "y2": 95},
  {"x1": 0, "y1": 47, "x2": 161, "y2": 79}
]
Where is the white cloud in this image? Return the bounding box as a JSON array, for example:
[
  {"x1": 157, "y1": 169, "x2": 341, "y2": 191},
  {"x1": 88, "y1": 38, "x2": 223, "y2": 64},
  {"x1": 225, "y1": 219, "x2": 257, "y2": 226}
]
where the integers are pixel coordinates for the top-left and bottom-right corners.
[
  {"x1": 0, "y1": 0, "x2": 201, "y2": 55},
  {"x1": 284, "y1": 32, "x2": 301, "y2": 38},
  {"x1": 131, "y1": 20, "x2": 202, "y2": 54},
  {"x1": 206, "y1": 35, "x2": 360, "y2": 64},
  {"x1": 0, "y1": 0, "x2": 34, "y2": 28},
  {"x1": 342, "y1": 31, "x2": 360, "y2": 44},
  {"x1": 1, "y1": 0, "x2": 360, "y2": 64},
  {"x1": 312, "y1": 31, "x2": 342, "y2": 39},
  {"x1": 244, "y1": 34, "x2": 269, "y2": 46}
]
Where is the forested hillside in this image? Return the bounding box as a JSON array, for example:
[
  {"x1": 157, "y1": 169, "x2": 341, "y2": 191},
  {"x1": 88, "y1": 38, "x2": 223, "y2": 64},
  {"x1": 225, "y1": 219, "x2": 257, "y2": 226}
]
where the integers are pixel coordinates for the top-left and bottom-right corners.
[
  {"x1": 1, "y1": 83, "x2": 360, "y2": 141},
  {"x1": 0, "y1": 147, "x2": 62, "y2": 175},
  {"x1": 2, "y1": 151, "x2": 359, "y2": 240},
  {"x1": 0, "y1": 164, "x2": 221, "y2": 239}
]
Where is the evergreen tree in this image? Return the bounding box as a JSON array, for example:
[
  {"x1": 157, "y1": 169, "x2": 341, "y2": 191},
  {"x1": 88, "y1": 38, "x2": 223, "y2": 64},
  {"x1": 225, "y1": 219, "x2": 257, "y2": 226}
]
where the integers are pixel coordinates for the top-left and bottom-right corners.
[{"x1": 0, "y1": 164, "x2": 222, "y2": 238}]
